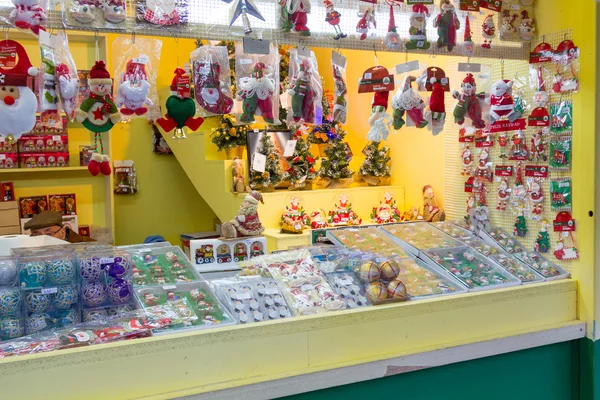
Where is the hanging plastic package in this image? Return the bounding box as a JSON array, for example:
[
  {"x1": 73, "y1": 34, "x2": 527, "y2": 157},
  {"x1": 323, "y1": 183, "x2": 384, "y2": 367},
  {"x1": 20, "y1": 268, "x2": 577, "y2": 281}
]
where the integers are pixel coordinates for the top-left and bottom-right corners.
[
  {"x1": 286, "y1": 47, "x2": 323, "y2": 125},
  {"x1": 190, "y1": 45, "x2": 234, "y2": 117},
  {"x1": 54, "y1": 31, "x2": 80, "y2": 122},
  {"x1": 135, "y1": 0, "x2": 189, "y2": 25}
]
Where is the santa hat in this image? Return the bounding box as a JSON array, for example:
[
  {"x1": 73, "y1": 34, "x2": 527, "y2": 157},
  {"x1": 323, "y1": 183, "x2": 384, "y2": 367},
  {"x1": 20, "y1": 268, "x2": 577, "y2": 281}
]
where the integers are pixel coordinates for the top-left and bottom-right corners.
[
  {"x1": 462, "y1": 73, "x2": 475, "y2": 86},
  {"x1": 55, "y1": 63, "x2": 71, "y2": 79},
  {"x1": 123, "y1": 56, "x2": 149, "y2": 83},
  {"x1": 246, "y1": 190, "x2": 264, "y2": 204},
  {"x1": 323, "y1": 0, "x2": 333, "y2": 8},
  {"x1": 464, "y1": 15, "x2": 473, "y2": 42},
  {"x1": 412, "y1": 4, "x2": 429, "y2": 18},
  {"x1": 170, "y1": 67, "x2": 188, "y2": 91},
  {"x1": 89, "y1": 60, "x2": 112, "y2": 86},
  {"x1": 372, "y1": 91, "x2": 389, "y2": 110},
  {"x1": 0, "y1": 40, "x2": 38, "y2": 87}
]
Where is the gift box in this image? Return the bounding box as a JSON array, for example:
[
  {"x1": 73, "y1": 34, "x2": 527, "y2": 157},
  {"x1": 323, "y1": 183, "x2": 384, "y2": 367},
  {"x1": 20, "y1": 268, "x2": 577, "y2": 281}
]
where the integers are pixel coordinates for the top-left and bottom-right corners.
[
  {"x1": 19, "y1": 196, "x2": 48, "y2": 218},
  {"x1": 48, "y1": 194, "x2": 77, "y2": 216},
  {"x1": 20, "y1": 152, "x2": 69, "y2": 168},
  {"x1": 0, "y1": 153, "x2": 18, "y2": 169}
]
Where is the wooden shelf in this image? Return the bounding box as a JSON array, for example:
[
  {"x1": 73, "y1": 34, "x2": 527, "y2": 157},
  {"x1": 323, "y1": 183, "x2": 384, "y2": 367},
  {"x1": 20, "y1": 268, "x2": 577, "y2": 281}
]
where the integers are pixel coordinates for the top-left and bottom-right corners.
[{"x1": 0, "y1": 166, "x2": 89, "y2": 174}]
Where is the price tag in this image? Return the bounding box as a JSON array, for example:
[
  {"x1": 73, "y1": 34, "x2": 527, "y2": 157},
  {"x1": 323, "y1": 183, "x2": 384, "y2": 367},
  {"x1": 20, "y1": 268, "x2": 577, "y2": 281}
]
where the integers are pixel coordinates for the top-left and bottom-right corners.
[
  {"x1": 332, "y1": 51, "x2": 346, "y2": 68},
  {"x1": 162, "y1": 285, "x2": 177, "y2": 290},
  {"x1": 396, "y1": 60, "x2": 420, "y2": 74},
  {"x1": 297, "y1": 46, "x2": 312, "y2": 58},
  {"x1": 458, "y1": 63, "x2": 482, "y2": 72},
  {"x1": 283, "y1": 140, "x2": 297, "y2": 157},
  {"x1": 280, "y1": 93, "x2": 289, "y2": 109},
  {"x1": 240, "y1": 58, "x2": 253, "y2": 65},
  {"x1": 41, "y1": 287, "x2": 58, "y2": 295},
  {"x1": 100, "y1": 257, "x2": 114, "y2": 264},
  {"x1": 252, "y1": 153, "x2": 266, "y2": 173}
]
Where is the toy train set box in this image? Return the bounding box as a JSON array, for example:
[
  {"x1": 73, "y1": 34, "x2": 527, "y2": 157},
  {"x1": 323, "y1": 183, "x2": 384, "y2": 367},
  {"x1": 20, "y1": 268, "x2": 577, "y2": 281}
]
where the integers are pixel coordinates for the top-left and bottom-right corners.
[{"x1": 185, "y1": 236, "x2": 267, "y2": 272}]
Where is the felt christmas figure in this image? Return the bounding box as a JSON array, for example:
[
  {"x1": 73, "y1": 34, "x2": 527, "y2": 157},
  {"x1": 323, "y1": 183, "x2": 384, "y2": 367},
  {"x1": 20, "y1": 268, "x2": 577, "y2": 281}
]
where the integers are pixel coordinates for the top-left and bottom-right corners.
[
  {"x1": 280, "y1": 0, "x2": 311, "y2": 36},
  {"x1": 101, "y1": 0, "x2": 126, "y2": 23},
  {"x1": 249, "y1": 133, "x2": 283, "y2": 190},
  {"x1": 529, "y1": 66, "x2": 550, "y2": 127},
  {"x1": 76, "y1": 60, "x2": 121, "y2": 133},
  {"x1": 462, "y1": 15, "x2": 475, "y2": 57},
  {"x1": 0, "y1": 40, "x2": 39, "y2": 140},
  {"x1": 406, "y1": 4, "x2": 430, "y2": 50},
  {"x1": 514, "y1": 207, "x2": 527, "y2": 237},
  {"x1": 511, "y1": 161, "x2": 527, "y2": 208},
  {"x1": 194, "y1": 60, "x2": 233, "y2": 115},
  {"x1": 489, "y1": 79, "x2": 521, "y2": 124},
  {"x1": 497, "y1": 132, "x2": 508, "y2": 159},
  {"x1": 221, "y1": 191, "x2": 265, "y2": 238},
  {"x1": 284, "y1": 135, "x2": 316, "y2": 190},
  {"x1": 280, "y1": 196, "x2": 311, "y2": 234},
  {"x1": 323, "y1": 0, "x2": 346, "y2": 40},
  {"x1": 288, "y1": 59, "x2": 317, "y2": 123},
  {"x1": 475, "y1": 148, "x2": 492, "y2": 182},
  {"x1": 497, "y1": 178, "x2": 510, "y2": 211},
  {"x1": 143, "y1": 0, "x2": 181, "y2": 25},
  {"x1": 534, "y1": 221, "x2": 550, "y2": 253},
  {"x1": 481, "y1": 14, "x2": 495, "y2": 49},
  {"x1": 367, "y1": 91, "x2": 393, "y2": 142},
  {"x1": 461, "y1": 145, "x2": 473, "y2": 175},
  {"x1": 385, "y1": 3, "x2": 400, "y2": 50},
  {"x1": 553, "y1": 239, "x2": 578, "y2": 261},
  {"x1": 528, "y1": 178, "x2": 543, "y2": 217},
  {"x1": 358, "y1": 141, "x2": 391, "y2": 185},
  {"x1": 223, "y1": 0, "x2": 264, "y2": 34},
  {"x1": 428, "y1": 76, "x2": 446, "y2": 134},
  {"x1": 391, "y1": 76, "x2": 428, "y2": 130},
  {"x1": 433, "y1": 0, "x2": 460, "y2": 52},
  {"x1": 422, "y1": 185, "x2": 445, "y2": 222},
  {"x1": 509, "y1": 129, "x2": 528, "y2": 160},
  {"x1": 356, "y1": 8, "x2": 376, "y2": 41},
  {"x1": 238, "y1": 62, "x2": 276, "y2": 124},
  {"x1": 452, "y1": 73, "x2": 485, "y2": 128},
  {"x1": 310, "y1": 209, "x2": 328, "y2": 229},
  {"x1": 332, "y1": 65, "x2": 347, "y2": 123},
  {"x1": 500, "y1": 10, "x2": 517, "y2": 40},
  {"x1": 69, "y1": 0, "x2": 97, "y2": 23},
  {"x1": 116, "y1": 56, "x2": 153, "y2": 117},
  {"x1": 519, "y1": 10, "x2": 535, "y2": 41},
  {"x1": 39, "y1": 45, "x2": 60, "y2": 130},
  {"x1": 10, "y1": 0, "x2": 46, "y2": 35},
  {"x1": 56, "y1": 64, "x2": 79, "y2": 122},
  {"x1": 156, "y1": 68, "x2": 204, "y2": 139},
  {"x1": 529, "y1": 130, "x2": 547, "y2": 162}
]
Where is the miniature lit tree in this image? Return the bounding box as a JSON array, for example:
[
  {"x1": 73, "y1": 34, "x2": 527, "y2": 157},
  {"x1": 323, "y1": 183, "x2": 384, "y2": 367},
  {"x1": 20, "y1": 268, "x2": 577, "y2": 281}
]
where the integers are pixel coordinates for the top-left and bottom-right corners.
[
  {"x1": 284, "y1": 136, "x2": 317, "y2": 190},
  {"x1": 358, "y1": 141, "x2": 391, "y2": 186},
  {"x1": 249, "y1": 134, "x2": 283, "y2": 191}
]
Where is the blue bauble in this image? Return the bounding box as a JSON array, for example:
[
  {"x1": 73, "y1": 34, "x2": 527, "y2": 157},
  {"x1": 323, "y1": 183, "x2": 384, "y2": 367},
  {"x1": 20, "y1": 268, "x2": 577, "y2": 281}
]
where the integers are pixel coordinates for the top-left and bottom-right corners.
[
  {"x1": 25, "y1": 291, "x2": 50, "y2": 313},
  {"x1": 55, "y1": 308, "x2": 78, "y2": 327},
  {"x1": 81, "y1": 282, "x2": 106, "y2": 306},
  {"x1": 47, "y1": 259, "x2": 75, "y2": 285},
  {"x1": 25, "y1": 313, "x2": 48, "y2": 334},
  {"x1": 83, "y1": 308, "x2": 108, "y2": 323},
  {"x1": 79, "y1": 258, "x2": 102, "y2": 282},
  {"x1": 0, "y1": 316, "x2": 23, "y2": 339},
  {"x1": 106, "y1": 279, "x2": 131, "y2": 304},
  {"x1": 54, "y1": 286, "x2": 78, "y2": 309},
  {"x1": 0, "y1": 289, "x2": 21, "y2": 316},
  {"x1": 19, "y1": 262, "x2": 46, "y2": 287},
  {"x1": 0, "y1": 260, "x2": 17, "y2": 286}
]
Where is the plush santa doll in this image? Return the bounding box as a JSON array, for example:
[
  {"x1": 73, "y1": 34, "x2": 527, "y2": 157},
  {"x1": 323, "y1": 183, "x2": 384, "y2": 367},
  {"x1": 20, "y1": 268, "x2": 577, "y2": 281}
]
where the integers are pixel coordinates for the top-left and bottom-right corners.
[
  {"x1": 10, "y1": 0, "x2": 46, "y2": 35},
  {"x1": 221, "y1": 191, "x2": 265, "y2": 238},
  {"x1": 489, "y1": 79, "x2": 521, "y2": 124},
  {"x1": 156, "y1": 67, "x2": 204, "y2": 138},
  {"x1": 116, "y1": 56, "x2": 153, "y2": 117},
  {"x1": 0, "y1": 40, "x2": 39, "y2": 140},
  {"x1": 56, "y1": 63, "x2": 79, "y2": 122},
  {"x1": 406, "y1": 4, "x2": 429, "y2": 50},
  {"x1": 237, "y1": 62, "x2": 276, "y2": 124}
]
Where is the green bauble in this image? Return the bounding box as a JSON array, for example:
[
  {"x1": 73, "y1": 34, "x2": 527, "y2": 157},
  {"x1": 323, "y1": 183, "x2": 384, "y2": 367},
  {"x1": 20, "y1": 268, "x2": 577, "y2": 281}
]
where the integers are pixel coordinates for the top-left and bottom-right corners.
[{"x1": 165, "y1": 96, "x2": 197, "y2": 128}]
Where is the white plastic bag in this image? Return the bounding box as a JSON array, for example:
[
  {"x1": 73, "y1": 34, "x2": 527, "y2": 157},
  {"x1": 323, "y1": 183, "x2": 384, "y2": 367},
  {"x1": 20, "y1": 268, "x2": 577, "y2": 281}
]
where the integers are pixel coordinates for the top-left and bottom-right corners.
[{"x1": 286, "y1": 48, "x2": 322, "y2": 126}]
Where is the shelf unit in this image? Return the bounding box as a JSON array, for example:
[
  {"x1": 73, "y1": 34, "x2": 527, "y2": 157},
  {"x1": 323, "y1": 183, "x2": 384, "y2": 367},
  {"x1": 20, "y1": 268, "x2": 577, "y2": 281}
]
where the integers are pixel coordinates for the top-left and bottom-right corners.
[{"x1": 0, "y1": 166, "x2": 89, "y2": 174}]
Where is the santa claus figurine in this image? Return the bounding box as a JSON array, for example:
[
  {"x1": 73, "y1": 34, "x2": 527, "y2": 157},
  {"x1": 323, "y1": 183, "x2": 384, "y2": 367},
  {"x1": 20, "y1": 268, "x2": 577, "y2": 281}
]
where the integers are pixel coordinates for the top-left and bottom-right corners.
[
  {"x1": 529, "y1": 179, "x2": 543, "y2": 216},
  {"x1": 356, "y1": 8, "x2": 376, "y2": 41},
  {"x1": 116, "y1": 56, "x2": 153, "y2": 117},
  {"x1": 0, "y1": 40, "x2": 39, "y2": 140},
  {"x1": 323, "y1": 0, "x2": 346, "y2": 40},
  {"x1": 489, "y1": 79, "x2": 521, "y2": 124},
  {"x1": 10, "y1": 0, "x2": 46, "y2": 35},
  {"x1": 461, "y1": 145, "x2": 473, "y2": 176},
  {"x1": 221, "y1": 191, "x2": 265, "y2": 238},
  {"x1": 497, "y1": 178, "x2": 510, "y2": 211},
  {"x1": 481, "y1": 14, "x2": 495, "y2": 49},
  {"x1": 406, "y1": 4, "x2": 430, "y2": 50},
  {"x1": 310, "y1": 209, "x2": 328, "y2": 229},
  {"x1": 77, "y1": 60, "x2": 121, "y2": 133}
]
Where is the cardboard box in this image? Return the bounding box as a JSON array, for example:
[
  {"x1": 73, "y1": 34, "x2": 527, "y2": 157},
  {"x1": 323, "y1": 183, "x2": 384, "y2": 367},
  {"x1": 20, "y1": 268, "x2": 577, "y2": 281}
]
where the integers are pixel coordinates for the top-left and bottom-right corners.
[{"x1": 0, "y1": 201, "x2": 19, "y2": 227}]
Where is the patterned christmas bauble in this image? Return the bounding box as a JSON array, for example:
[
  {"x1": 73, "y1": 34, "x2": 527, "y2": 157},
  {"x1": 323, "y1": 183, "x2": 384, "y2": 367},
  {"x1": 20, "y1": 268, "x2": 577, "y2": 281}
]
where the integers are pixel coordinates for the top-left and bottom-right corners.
[
  {"x1": 365, "y1": 282, "x2": 387, "y2": 303},
  {"x1": 107, "y1": 256, "x2": 130, "y2": 279},
  {"x1": 55, "y1": 308, "x2": 78, "y2": 327},
  {"x1": 26, "y1": 313, "x2": 49, "y2": 334},
  {"x1": 25, "y1": 291, "x2": 50, "y2": 313},
  {"x1": 107, "y1": 304, "x2": 134, "y2": 317},
  {"x1": 19, "y1": 262, "x2": 46, "y2": 287},
  {"x1": 380, "y1": 260, "x2": 401, "y2": 280},
  {"x1": 83, "y1": 308, "x2": 108, "y2": 323},
  {"x1": 358, "y1": 261, "x2": 381, "y2": 283},
  {"x1": 0, "y1": 316, "x2": 23, "y2": 339},
  {"x1": 79, "y1": 258, "x2": 102, "y2": 281},
  {"x1": 47, "y1": 259, "x2": 75, "y2": 284},
  {"x1": 0, "y1": 260, "x2": 17, "y2": 286},
  {"x1": 0, "y1": 289, "x2": 21, "y2": 315},
  {"x1": 82, "y1": 282, "x2": 106, "y2": 306},
  {"x1": 54, "y1": 286, "x2": 78, "y2": 309},
  {"x1": 106, "y1": 279, "x2": 131, "y2": 303},
  {"x1": 387, "y1": 279, "x2": 408, "y2": 299}
]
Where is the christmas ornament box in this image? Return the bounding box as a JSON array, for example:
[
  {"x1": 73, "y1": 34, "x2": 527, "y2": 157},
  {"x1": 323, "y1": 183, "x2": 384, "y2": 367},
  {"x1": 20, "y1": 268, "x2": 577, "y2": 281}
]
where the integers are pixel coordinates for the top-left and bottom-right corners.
[
  {"x1": 326, "y1": 226, "x2": 410, "y2": 259},
  {"x1": 185, "y1": 236, "x2": 267, "y2": 273}
]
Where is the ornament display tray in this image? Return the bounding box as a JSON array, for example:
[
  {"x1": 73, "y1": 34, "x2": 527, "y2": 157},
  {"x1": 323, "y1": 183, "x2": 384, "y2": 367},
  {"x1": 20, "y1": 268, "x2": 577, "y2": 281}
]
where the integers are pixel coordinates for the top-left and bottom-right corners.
[
  {"x1": 135, "y1": 281, "x2": 235, "y2": 333},
  {"x1": 326, "y1": 227, "x2": 410, "y2": 259},
  {"x1": 379, "y1": 223, "x2": 464, "y2": 257},
  {"x1": 423, "y1": 247, "x2": 521, "y2": 292},
  {"x1": 514, "y1": 251, "x2": 570, "y2": 281},
  {"x1": 430, "y1": 221, "x2": 475, "y2": 241},
  {"x1": 479, "y1": 227, "x2": 527, "y2": 255},
  {"x1": 397, "y1": 258, "x2": 467, "y2": 299},
  {"x1": 486, "y1": 252, "x2": 545, "y2": 284},
  {"x1": 127, "y1": 246, "x2": 201, "y2": 287}
]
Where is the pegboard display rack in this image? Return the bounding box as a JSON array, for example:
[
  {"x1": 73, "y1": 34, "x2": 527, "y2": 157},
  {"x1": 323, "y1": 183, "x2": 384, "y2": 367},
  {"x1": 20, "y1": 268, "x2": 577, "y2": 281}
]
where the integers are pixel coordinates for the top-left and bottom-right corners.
[
  {"x1": 444, "y1": 29, "x2": 574, "y2": 272},
  {"x1": 0, "y1": 0, "x2": 529, "y2": 59}
]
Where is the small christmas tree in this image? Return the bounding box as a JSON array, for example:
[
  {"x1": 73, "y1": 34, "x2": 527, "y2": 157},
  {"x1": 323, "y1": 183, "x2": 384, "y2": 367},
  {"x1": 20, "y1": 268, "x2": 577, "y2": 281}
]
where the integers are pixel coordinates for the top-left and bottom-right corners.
[
  {"x1": 319, "y1": 140, "x2": 354, "y2": 181},
  {"x1": 514, "y1": 210, "x2": 528, "y2": 237},
  {"x1": 535, "y1": 224, "x2": 550, "y2": 253},
  {"x1": 284, "y1": 136, "x2": 317, "y2": 189},
  {"x1": 250, "y1": 134, "x2": 283, "y2": 190},
  {"x1": 359, "y1": 141, "x2": 391, "y2": 181}
]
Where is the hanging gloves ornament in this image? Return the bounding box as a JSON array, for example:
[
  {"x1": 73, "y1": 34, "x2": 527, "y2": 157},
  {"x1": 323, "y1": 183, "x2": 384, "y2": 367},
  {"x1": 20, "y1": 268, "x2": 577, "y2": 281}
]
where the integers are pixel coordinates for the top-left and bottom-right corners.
[
  {"x1": 481, "y1": 14, "x2": 495, "y2": 49},
  {"x1": 391, "y1": 76, "x2": 428, "y2": 130},
  {"x1": 115, "y1": 56, "x2": 152, "y2": 117},
  {"x1": 323, "y1": 0, "x2": 346, "y2": 40},
  {"x1": 280, "y1": 0, "x2": 311, "y2": 36},
  {"x1": 156, "y1": 68, "x2": 204, "y2": 139},
  {"x1": 489, "y1": 79, "x2": 521, "y2": 124},
  {"x1": 76, "y1": 60, "x2": 121, "y2": 176},
  {"x1": 452, "y1": 73, "x2": 485, "y2": 129},
  {"x1": 433, "y1": 0, "x2": 460, "y2": 52}
]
